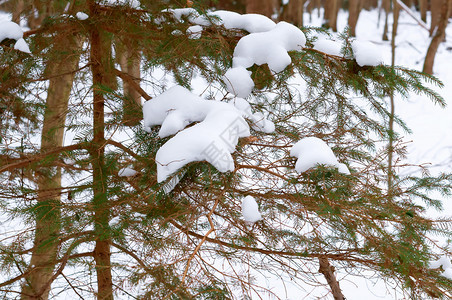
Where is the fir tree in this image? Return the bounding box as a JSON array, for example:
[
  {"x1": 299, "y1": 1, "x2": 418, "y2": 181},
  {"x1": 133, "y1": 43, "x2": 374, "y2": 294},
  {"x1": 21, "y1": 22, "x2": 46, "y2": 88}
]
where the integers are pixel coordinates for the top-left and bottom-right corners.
[{"x1": 0, "y1": 1, "x2": 451, "y2": 299}]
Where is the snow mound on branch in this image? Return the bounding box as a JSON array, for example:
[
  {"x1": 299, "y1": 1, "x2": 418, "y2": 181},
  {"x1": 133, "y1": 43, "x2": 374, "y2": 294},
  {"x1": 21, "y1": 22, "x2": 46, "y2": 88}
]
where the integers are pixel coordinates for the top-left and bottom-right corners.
[
  {"x1": 210, "y1": 10, "x2": 276, "y2": 33},
  {"x1": 13, "y1": 38, "x2": 30, "y2": 53},
  {"x1": 143, "y1": 86, "x2": 274, "y2": 182},
  {"x1": 232, "y1": 21, "x2": 306, "y2": 73},
  {"x1": 430, "y1": 255, "x2": 452, "y2": 280},
  {"x1": 313, "y1": 38, "x2": 342, "y2": 57},
  {"x1": 0, "y1": 21, "x2": 23, "y2": 41},
  {"x1": 187, "y1": 25, "x2": 202, "y2": 39},
  {"x1": 0, "y1": 21, "x2": 31, "y2": 53},
  {"x1": 351, "y1": 40, "x2": 383, "y2": 67},
  {"x1": 155, "y1": 109, "x2": 250, "y2": 182},
  {"x1": 143, "y1": 85, "x2": 238, "y2": 138},
  {"x1": 223, "y1": 66, "x2": 254, "y2": 98},
  {"x1": 118, "y1": 167, "x2": 137, "y2": 177},
  {"x1": 290, "y1": 137, "x2": 350, "y2": 174},
  {"x1": 229, "y1": 98, "x2": 275, "y2": 133},
  {"x1": 164, "y1": 8, "x2": 211, "y2": 26},
  {"x1": 242, "y1": 196, "x2": 262, "y2": 223},
  {"x1": 76, "y1": 12, "x2": 89, "y2": 20},
  {"x1": 165, "y1": 8, "x2": 275, "y2": 33}
]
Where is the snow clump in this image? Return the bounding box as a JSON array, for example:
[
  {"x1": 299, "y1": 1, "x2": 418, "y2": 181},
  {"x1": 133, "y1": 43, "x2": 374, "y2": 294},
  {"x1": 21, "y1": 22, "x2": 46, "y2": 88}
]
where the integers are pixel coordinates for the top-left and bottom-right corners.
[
  {"x1": 223, "y1": 66, "x2": 254, "y2": 98},
  {"x1": 232, "y1": 21, "x2": 306, "y2": 73},
  {"x1": 186, "y1": 25, "x2": 203, "y2": 39},
  {"x1": 0, "y1": 21, "x2": 31, "y2": 53},
  {"x1": 291, "y1": 137, "x2": 350, "y2": 174},
  {"x1": 229, "y1": 98, "x2": 275, "y2": 133},
  {"x1": 76, "y1": 12, "x2": 89, "y2": 20},
  {"x1": 209, "y1": 10, "x2": 276, "y2": 33},
  {"x1": 118, "y1": 167, "x2": 138, "y2": 177},
  {"x1": 143, "y1": 86, "x2": 273, "y2": 182},
  {"x1": 430, "y1": 255, "x2": 452, "y2": 280},
  {"x1": 241, "y1": 196, "x2": 262, "y2": 223},
  {"x1": 225, "y1": 21, "x2": 305, "y2": 98},
  {"x1": 351, "y1": 40, "x2": 383, "y2": 67},
  {"x1": 313, "y1": 38, "x2": 342, "y2": 57}
]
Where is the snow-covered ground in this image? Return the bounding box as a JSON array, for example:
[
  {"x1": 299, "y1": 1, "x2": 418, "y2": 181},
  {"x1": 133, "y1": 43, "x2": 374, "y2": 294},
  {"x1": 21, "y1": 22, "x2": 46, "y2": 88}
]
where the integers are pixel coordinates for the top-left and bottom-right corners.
[{"x1": 1, "y1": 5, "x2": 451, "y2": 300}]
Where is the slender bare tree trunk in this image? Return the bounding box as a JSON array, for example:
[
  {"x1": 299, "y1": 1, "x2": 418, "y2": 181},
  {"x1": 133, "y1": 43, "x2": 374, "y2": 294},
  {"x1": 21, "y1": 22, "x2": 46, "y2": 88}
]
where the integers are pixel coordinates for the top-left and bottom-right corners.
[
  {"x1": 281, "y1": 0, "x2": 304, "y2": 26},
  {"x1": 419, "y1": 0, "x2": 427, "y2": 22},
  {"x1": 348, "y1": 0, "x2": 363, "y2": 36},
  {"x1": 21, "y1": 34, "x2": 81, "y2": 300},
  {"x1": 324, "y1": 0, "x2": 340, "y2": 31},
  {"x1": 361, "y1": 0, "x2": 379, "y2": 9},
  {"x1": 89, "y1": 1, "x2": 113, "y2": 299},
  {"x1": 319, "y1": 258, "x2": 345, "y2": 300},
  {"x1": 388, "y1": 0, "x2": 399, "y2": 197},
  {"x1": 423, "y1": 0, "x2": 452, "y2": 74},
  {"x1": 245, "y1": 0, "x2": 277, "y2": 18},
  {"x1": 117, "y1": 44, "x2": 142, "y2": 126},
  {"x1": 382, "y1": 0, "x2": 391, "y2": 40},
  {"x1": 430, "y1": 0, "x2": 443, "y2": 36}
]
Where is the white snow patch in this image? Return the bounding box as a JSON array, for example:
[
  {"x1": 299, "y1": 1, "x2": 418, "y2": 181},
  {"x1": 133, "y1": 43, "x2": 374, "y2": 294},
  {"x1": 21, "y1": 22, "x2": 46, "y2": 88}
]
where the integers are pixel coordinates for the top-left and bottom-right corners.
[
  {"x1": 430, "y1": 255, "x2": 452, "y2": 280},
  {"x1": 313, "y1": 38, "x2": 342, "y2": 57},
  {"x1": 290, "y1": 137, "x2": 350, "y2": 174},
  {"x1": 118, "y1": 167, "x2": 137, "y2": 177},
  {"x1": 0, "y1": 21, "x2": 31, "y2": 53},
  {"x1": 143, "y1": 86, "x2": 255, "y2": 182},
  {"x1": 14, "y1": 38, "x2": 30, "y2": 53},
  {"x1": 155, "y1": 109, "x2": 250, "y2": 182},
  {"x1": 76, "y1": 12, "x2": 89, "y2": 20},
  {"x1": 164, "y1": 8, "x2": 211, "y2": 26},
  {"x1": 229, "y1": 98, "x2": 275, "y2": 133},
  {"x1": 0, "y1": 21, "x2": 23, "y2": 41},
  {"x1": 210, "y1": 10, "x2": 276, "y2": 33},
  {"x1": 242, "y1": 196, "x2": 262, "y2": 223},
  {"x1": 223, "y1": 66, "x2": 254, "y2": 98},
  {"x1": 232, "y1": 21, "x2": 306, "y2": 73},
  {"x1": 165, "y1": 9, "x2": 275, "y2": 33},
  {"x1": 186, "y1": 25, "x2": 203, "y2": 39},
  {"x1": 351, "y1": 40, "x2": 383, "y2": 67}
]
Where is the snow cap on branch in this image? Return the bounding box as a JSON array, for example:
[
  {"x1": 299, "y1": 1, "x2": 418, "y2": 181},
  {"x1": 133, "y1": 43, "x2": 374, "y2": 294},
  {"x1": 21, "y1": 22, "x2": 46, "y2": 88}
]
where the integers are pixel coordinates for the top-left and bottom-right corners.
[
  {"x1": 242, "y1": 196, "x2": 262, "y2": 223},
  {"x1": 223, "y1": 66, "x2": 255, "y2": 98},
  {"x1": 210, "y1": 10, "x2": 276, "y2": 33},
  {"x1": 144, "y1": 86, "x2": 274, "y2": 182},
  {"x1": 351, "y1": 40, "x2": 383, "y2": 67},
  {"x1": 313, "y1": 38, "x2": 342, "y2": 57},
  {"x1": 430, "y1": 255, "x2": 452, "y2": 280},
  {"x1": 0, "y1": 21, "x2": 31, "y2": 53},
  {"x1": 118, "y1": 167, "x2": 138, "y2": 177},
  {"x1": 232, "y1": 21, "x2": 306, "y2": 73},
  {"x1": 290, "y1": 137, "x2": 350, "y2": 174},
  {"x1": 76, "y1": 12, "x2": 89, "y2": 20}
]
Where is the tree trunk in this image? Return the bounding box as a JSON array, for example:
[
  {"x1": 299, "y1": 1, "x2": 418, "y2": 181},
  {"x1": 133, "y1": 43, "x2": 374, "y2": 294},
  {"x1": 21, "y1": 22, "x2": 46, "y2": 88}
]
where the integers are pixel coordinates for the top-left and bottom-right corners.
[
  {"x1": 12, "y1": 0, "x2": 24, "y2": 23},
  {"x1": 362, "y1": 0, "x2": 379, "y2": 9},
  {"x1": 89, "y1": 1, "x2": 113, "y2": 299},
  {"x1": 382, "y1": 0, "x2": 391, "y2": 40},
  {"x1": 419, "y1": 0, "x2": 427, "y2": 22},
  {"x1": 430, "y1": 0, "x2": 443, "y2": 36},
  {"x1": 21, "y1": 33, "x2": 81, "y2": 300},
  {"x1": 392, "y1": 0, "x2": 400, "y2": 45},
  {"x1": 348, "y1": 0, "x2": 362, "y2": 36},
  {"x1": 423, "y1": 0, "x2": 452, "y2": 74},
  {"x1": 245, "y1": 0, "x2": 277, "y2": 18},
  {"x1": 319, "y1": 258, "x2": 345, "y2": 300},
  {"x1": 280, "y1": 0, "x2": 304, "y2": 26},
  {"x1": 324, "y1": 0, "x2": 340, "y2": 31},
  {"x1": 117, "y1": 44, "x2": 142, "y2": 126}
]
